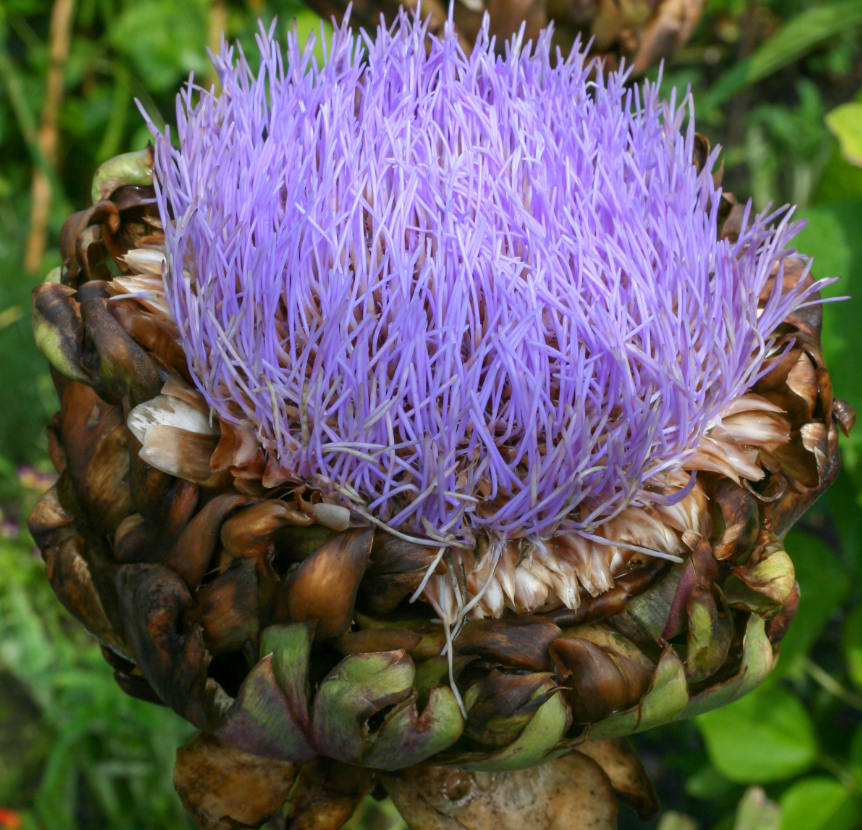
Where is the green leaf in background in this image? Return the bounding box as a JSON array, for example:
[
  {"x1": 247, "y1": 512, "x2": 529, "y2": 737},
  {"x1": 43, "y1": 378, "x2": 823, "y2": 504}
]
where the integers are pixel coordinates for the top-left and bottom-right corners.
[
  {"x1": 825, "y1": 467, "x2": 862, "y2": 578},
  {"x1": 843, "y1": 605, "x2": 862, "y2": 690},
  {"x1": 813, "y1": 146, "x2": 862, "y2": 203},
  {"x1": 685, "y1": 764, "x2": 736, "y2": 800},
  {"x1": 696, "y1": 682, "x2": 818, "y2": 784},
  {"x1": 778, "y1": 777, "x2": 859, "y2": 830},
  {"x1": 107, "y1": 0, "x2": 211, "y2": 92},
  {"x1": 0, "y1": 270, "x2": 57, "y2": 463},
  {"x1": 826, "y1": 103, "x2": 862, "y2": 168},
  {"x1": 291, "y1": 9, "x2": 335, "y2": 70},
  {"x1": 849, "y1": 723, "x2": 862, "y2": 789},
  {"x1": 703, "y1": 1, "x2": 862, "y2": 108},
  {"x1": 772, "y1": 530, "x2": 851, "y2": 675}
]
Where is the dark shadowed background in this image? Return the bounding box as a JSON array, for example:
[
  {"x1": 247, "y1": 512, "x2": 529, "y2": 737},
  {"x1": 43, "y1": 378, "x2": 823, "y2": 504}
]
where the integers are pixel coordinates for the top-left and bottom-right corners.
[{"x1": 0, "y1": 1, "x2": 861, "y2": 828}]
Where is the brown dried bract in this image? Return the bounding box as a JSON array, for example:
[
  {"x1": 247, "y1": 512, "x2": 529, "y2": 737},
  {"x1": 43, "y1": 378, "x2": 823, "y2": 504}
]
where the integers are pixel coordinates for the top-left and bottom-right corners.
[
  {"x1": 382, "y1": 752, "x2": 618, "y2": 830},
  {"x1": 175, "y1": 733, "x2": 299, "y2": 830}
]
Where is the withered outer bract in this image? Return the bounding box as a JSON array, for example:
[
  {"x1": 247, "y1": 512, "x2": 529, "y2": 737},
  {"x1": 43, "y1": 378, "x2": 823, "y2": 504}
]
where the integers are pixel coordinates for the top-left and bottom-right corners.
[{"x1": 29, "y1": 143, "x2": 852, "y2": 830}]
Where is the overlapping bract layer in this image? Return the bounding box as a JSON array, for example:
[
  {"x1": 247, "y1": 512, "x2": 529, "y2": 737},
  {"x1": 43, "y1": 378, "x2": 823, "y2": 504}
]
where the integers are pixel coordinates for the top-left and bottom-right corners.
[{"x1": 151, "y1": 11, "x2": 825, "y2": 543}]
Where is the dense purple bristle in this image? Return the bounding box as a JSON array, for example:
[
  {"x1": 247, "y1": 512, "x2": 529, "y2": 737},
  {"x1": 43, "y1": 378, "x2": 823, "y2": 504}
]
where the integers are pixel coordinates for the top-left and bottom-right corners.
[{"x1": 150, "y1": 9, "x2": 824, "y2": 544}]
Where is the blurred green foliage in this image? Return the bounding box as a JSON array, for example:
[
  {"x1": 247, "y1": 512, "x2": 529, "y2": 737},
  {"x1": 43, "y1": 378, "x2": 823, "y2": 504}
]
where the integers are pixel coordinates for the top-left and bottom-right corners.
[{"x1": 1, "y1": 0, "x2": 861, "y2": 828}]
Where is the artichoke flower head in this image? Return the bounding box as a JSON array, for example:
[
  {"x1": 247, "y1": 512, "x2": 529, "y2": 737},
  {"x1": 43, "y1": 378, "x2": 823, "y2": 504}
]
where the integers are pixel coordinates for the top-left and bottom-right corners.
[
  {"x1": 149, "y1": 10, "x2": 820, "y2": 629},
  {"x1": 29, "y1": 8, "x2": 853, "y2": 830}
]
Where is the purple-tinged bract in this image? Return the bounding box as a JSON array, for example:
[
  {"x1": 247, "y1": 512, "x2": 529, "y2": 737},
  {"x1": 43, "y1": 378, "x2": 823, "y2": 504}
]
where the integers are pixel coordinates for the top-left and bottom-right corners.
[{"x1": 150, "y1": 10, "x2": 824, "y2": 545}]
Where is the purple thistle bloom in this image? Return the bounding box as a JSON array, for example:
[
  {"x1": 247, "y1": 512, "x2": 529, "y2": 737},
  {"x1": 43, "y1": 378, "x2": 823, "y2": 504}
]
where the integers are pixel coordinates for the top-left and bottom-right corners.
[{"x1": 149, "y1": 9, "x2": 826, "y2": 545}]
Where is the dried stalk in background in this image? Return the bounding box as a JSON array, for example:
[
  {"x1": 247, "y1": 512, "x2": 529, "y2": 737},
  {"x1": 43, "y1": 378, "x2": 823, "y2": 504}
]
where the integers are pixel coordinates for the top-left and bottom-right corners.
[{"x1": 23, "y1": 0, "x2": 76, "y2": 274}]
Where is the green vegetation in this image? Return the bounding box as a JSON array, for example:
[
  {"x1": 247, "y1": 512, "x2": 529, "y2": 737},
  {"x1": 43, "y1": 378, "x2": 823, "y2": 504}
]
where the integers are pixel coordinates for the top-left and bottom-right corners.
[{"x1": 1, "y1": 0, "x2": 861, "y2": 827}]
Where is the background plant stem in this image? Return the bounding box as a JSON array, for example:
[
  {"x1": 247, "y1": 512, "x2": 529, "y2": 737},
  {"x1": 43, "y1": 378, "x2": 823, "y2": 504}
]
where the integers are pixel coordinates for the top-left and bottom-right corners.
[{"x1": 23, "y1": 0, "x2": 76, "y2": 274}]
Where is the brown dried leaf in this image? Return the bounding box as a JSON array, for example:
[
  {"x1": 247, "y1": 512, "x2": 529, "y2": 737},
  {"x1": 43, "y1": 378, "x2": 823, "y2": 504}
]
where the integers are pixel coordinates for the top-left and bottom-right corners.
[
  {"x1": 550, "y1": 636, "x2": 653, "y2": 724},
  {"x1": 765, "y1": 424, "x2": 841, "y2": 537},
  {"x1": 116, "y1": 563, "x2": 211, "y2": 727},
  {"x1": 577, "y1": 738, "x2": 660, "y2": 819},
  {"x1": 383, "y1": 752, "x2": 618, "y2": 830},
  {"x1": 286, "y1": 758, "x2": 373, "y2": 830},
  {"x1": 80, "y1": 297, "x2": 162, "y2": 406},
  {"x1": 833, "y1": 398, "x2": 856, "y2": 437},
  {"x1": 632, "y1": 0, "x2": 704, "y2": 74},
  {"x1": 335, "y1": 627, "x2": 423, "y2": 655},
  {"x1": 139, "y1": 425, "x2": 222, "y2": 486},
  {"x1": 221, "y1": 500, "x2": 313, "y2": 559},
  {"x1": 43, "y1": 529, "x2": 130, "y2": 657},
  {"x1": 692, "y1": 133, "x2": 710, "y2": 175},
  {"x1": 60, "y1": 382, "x2": 134, "y2": 537},
  {"x1": 211, "y1": 420, "x2": 266, "y2": 478},
  {"x1": 166, "y1": 494, "x2": 255, "y2": 590},
  {"x1": 709, "y1": 478, "x2": 759, "y2": 562},
  {"x1": 109, "y1": 301, "x2": 190, "y2": 379},
  {"x1": 281, "y1": 528, "x2": 374, "y2": 639},
  {"x1": 454, "y1": 617, "x2": 563, "y2": 672},
  {"x1": 357, "y1": 535, "x2": 443, "y2": 614},
  {"x1": 194, "y1": 558, "x2": 260, "y2": 656},
  {"x1": 174, "y1": 733, "x2": 299, "y2": 830}
]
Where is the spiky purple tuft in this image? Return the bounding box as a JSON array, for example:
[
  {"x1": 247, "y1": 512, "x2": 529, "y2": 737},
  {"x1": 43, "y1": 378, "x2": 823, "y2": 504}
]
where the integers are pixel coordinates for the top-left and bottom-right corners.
[{"x1": 150, "y1": 10, "x2": 825, "y2": 545}]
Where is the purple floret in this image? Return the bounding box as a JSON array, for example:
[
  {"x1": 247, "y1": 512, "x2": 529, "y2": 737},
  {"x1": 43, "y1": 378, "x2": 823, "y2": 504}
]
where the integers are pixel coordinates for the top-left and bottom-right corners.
[{"x1": 150, "y1": 9, "x2": 826, "y2": 545}]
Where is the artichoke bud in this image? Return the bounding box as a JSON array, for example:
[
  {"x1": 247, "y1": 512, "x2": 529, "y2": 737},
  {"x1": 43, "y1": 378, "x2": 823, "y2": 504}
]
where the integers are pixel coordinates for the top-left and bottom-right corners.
[
  {"x1": 91, "y1": 146, "x2": 154, "y2": 205},
  {"x1": 357, "y1": 535, "x2": 444, "y2": 614},
  {"x1": 220, "y1": 499, "x2": 311, "y2": 559},
  {"x1": 412, "y1": 654, "x2": 475, "y2": 707},
  {"x1": 79, "y1": 298, "x2": 161, "y2": 406},
  {"x1": 684, "y1": 585, "x2": 733, "y2": 683},
  {"x1": 112, "y1": 512, "x2": 155, "y2": 564},
  {"x1": 32, "y1": 282, "x2": 88, "y2": 383},
  {"x1": 463, "y1": 670, "x2": 558, "y2": 747},
  {"x1": 354, "y1": 610, "x2": 448, "y2": 661},
  {"x1": 725, "y1": 546, "x2": 795, "y2": 615},
  {"x1": 335, "y1": 627, "x2": 423, "y2": 656},
  {"x1": 166, "y1": 494, "x2": 254, "y2": 590},
  {"x1": 193, "y1": 557, "x2": 261, "y2": 656},
  {"x1": 767, "y1": 581, "x2": 801, "y2": 646},
  {"x1": 550, "y1": 635, "x2": 654, "y2": 724},
  {"x1": 279, "y1": 527, "x2": 373, "y2": 639}
]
